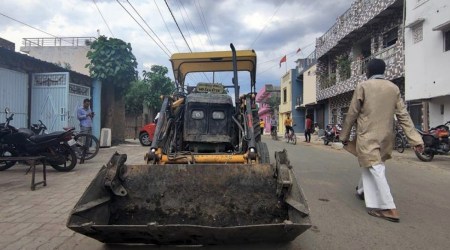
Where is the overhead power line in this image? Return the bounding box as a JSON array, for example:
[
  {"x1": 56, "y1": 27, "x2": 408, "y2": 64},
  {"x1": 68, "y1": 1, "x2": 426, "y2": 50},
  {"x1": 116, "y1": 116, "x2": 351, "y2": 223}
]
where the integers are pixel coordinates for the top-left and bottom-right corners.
[
  {"x1": 164, "y1": 0, "x2": 210, "y2": 83},
  {"x1": 175, "y1": 0, "x2": 196, "y2": 51},
  {"x1": 115, "y1": 0, "x2": 171, "y2": 58},
  {"x1": 154, "y1": 0, "x2": 179, "y2": 52},
  {"x1": 126, "y1": 0, "x2": 172, "y2": 55},
  {"x1": 0, "y1": 12, "x2": 59, "y2": 38},
  {"x1": 92, "y1": 0, "x2": 115, "y2": 37},
  {"x1": 250, "y1": 0, "x2": 287, "y2": 48},
  {"x1": 258, "y1": 41, "x2": 315, "y2": 66},
  {"x1": 164, "y1": 0, "x2": 192, "y2": 52},
  {"x1": 195, "y1": 0, "x2": 215, "y2": 50},
  {"x1": 0, "y1": 12, "x2": 78, "y2": 46}
]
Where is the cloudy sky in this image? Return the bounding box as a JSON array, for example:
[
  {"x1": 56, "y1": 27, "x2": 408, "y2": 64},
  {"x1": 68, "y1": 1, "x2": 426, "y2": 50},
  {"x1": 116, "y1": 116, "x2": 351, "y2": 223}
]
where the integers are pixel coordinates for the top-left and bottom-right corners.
[{"x1": 1, "y1": 0, "x2": 352, "y2": 91}]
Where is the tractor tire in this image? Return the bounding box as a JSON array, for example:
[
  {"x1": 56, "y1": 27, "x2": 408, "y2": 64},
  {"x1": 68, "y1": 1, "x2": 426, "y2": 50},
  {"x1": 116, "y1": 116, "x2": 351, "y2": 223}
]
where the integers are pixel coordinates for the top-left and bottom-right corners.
[
  {"x1": 256, "y1": 141, "x2": 270, "y2": 163},
  {"x1": 252, "y1": 110, "x2": 261, "y2": 142}
]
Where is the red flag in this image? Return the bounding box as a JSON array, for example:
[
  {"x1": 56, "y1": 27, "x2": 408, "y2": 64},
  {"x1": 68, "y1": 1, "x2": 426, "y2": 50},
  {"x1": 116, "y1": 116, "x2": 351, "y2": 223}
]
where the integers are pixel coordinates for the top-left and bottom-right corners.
[
  {"x1": 279, "y1": 55, "x2": 286, "y2": 68},
  {"x1": 296, "y1": 48, "x2": 301, "y2": 54}
]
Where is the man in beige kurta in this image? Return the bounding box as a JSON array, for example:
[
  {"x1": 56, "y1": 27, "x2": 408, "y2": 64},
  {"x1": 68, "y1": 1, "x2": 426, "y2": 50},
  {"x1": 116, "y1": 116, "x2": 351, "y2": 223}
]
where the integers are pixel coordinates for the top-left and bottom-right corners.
[{"x1": 340, "y1": 59, "x2": 423, "y2": 223}]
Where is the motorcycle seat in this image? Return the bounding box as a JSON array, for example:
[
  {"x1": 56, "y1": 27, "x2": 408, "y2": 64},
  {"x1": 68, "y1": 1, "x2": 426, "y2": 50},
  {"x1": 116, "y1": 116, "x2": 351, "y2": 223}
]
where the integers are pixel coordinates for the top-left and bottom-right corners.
[
  {"x1": 18, "y1": 128, "x2": 35, "y2": 137},
  {"x1": 29, "y1": 131, "x2": 66, "y2": 143}
]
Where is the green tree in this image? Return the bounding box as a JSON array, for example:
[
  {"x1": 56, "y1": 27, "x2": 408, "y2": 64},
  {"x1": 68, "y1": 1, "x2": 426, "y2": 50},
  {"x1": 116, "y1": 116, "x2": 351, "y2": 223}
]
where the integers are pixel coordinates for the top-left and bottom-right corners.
[
  {"x1": 265, "y1": 94, "x2": 281, "y2": 114},
  {"x1": 86, "y1": 36, "x2": 138, "y2": 143},
  {"x1": 125, "y1": 79, "x2": 147, "y2": 115},
  {"x1": 125, "y1": 65, "x2": 175, "y2": 122}
]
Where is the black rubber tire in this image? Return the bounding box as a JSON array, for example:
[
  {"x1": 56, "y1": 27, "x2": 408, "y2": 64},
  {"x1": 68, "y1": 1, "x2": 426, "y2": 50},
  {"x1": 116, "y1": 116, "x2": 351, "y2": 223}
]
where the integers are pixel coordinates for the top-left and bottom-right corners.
[
  {"x1": 415, "y1": 150, "x2": 434, "y2": 162},
  {"x1": 324, "y1": 139, "x2": 329, "y2": 145},
  {"x1": 49, "y1": 144, "x2": 77, "y2": 172},
  {"x1": 252, "y1": 110, "x2": 261, "y2": 142},
  {"x1": 0, "y1": 148, "x2": 17, "y2": 171},
  {"x1": 74, "y1": 134, "x2": 100, "y2": 160},
  {"x1": 139, "y1": 132, "x2": 152, "y2": 146},
  {"x1": 395, "y1": 135, "x2": 405, "y2": 153},
  {"x1": 292, "y1": 134, "x2": 297, "y2": 145},
  {"x1": 256, "y1": 142, "x2": 270, "y2": 163},
  {"x1": 271, "y1": 131, "x2": 278, "y2": 140}
]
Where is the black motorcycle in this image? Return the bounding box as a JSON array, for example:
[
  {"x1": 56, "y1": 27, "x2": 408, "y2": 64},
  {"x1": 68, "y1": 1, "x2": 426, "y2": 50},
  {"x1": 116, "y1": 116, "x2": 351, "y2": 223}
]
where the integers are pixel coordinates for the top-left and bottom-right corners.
[
  {"x1": 0, "y1": 108, "x2": 77, "y2": 172},
  {"x1": 322, "y1": 124, "x2": 342, "y2": 145},
  {"x1": 415, "y1": 121, "x2": 450, "y2": 162}
]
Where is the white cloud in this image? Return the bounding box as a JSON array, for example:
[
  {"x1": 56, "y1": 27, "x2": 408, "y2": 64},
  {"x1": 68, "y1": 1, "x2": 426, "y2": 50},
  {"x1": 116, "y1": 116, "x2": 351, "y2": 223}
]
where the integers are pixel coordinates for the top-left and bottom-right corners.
[{"x1": 0, "y1": 0, "x2": 353, "y2": 91}]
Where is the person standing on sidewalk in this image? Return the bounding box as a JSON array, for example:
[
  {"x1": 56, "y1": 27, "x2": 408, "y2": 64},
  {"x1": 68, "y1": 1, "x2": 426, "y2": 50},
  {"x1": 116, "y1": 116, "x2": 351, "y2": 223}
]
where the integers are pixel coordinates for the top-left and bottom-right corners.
[
  {"x1": 304, "y1": 115, "x2": 312, "y2": 143},
  {"x1": 259, "y1": 119, "x2": 265, "y2": 135},
  {"x1": 340, "y1": 58, "x2": 424, "y2": 223},
  {"x1": 77, "y1": 98, "x2": 94, "y2": 136}
]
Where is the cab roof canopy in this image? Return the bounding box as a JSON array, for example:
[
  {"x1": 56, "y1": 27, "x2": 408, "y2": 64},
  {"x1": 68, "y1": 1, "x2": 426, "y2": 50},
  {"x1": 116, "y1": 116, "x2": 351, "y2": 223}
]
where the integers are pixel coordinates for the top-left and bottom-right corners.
[{"x1": 170, "y1": 50, "x2": 257, "y2": 88}]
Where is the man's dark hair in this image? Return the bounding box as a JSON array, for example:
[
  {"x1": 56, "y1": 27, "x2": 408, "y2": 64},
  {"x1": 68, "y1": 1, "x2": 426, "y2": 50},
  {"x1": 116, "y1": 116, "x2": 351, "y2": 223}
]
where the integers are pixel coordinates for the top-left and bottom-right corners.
[
  {"x1": 366, "y1": 58, "x2": 386, "y2": 78},
  {"x1": 83, "y1": 98, "x2": 91, "y2": 104}
]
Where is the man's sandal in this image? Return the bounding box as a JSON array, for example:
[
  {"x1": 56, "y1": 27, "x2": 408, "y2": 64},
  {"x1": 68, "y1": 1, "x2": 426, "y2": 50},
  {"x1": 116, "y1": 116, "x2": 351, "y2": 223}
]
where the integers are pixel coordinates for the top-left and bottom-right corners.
[{"x1": 368, "y1": 209, "x2": 400, "y2": 223}]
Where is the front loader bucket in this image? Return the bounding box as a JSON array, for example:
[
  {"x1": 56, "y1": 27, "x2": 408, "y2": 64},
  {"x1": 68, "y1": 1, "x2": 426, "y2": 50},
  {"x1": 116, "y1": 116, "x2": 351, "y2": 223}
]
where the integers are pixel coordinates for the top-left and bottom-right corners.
[{"x1": 67, "y1": 152, "x2": 311, "y2": 245}]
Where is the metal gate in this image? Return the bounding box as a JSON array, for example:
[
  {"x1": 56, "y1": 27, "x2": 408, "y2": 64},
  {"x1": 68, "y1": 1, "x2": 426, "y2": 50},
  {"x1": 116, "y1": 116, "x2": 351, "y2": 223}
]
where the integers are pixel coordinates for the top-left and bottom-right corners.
[
  {"x1": 31, "y1": 73, "x2": 91, "y2": 132},
  {"x1": 31, "y1": 72, "x2": 69, "y2": 132},
  {"x1": 0, "y1": 68, "x2": 29, "y2": 128}
]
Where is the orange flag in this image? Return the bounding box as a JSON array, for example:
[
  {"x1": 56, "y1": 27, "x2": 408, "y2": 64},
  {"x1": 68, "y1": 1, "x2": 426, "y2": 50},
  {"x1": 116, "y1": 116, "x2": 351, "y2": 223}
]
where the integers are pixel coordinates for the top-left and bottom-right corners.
[{"x1": 279, "y1": 55, "x2": 287, "y2": 68}]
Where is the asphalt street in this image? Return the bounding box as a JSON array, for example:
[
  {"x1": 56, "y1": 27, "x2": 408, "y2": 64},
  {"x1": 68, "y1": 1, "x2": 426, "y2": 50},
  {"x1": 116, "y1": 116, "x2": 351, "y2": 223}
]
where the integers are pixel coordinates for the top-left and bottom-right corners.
[{"x1": 1, "y1": 136, "x2": 449, "y2": 249}]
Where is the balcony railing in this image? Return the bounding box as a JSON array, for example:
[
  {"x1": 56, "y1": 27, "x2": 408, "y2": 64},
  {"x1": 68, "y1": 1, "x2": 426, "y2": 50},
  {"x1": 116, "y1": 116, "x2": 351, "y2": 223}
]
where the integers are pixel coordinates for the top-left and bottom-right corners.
[
  {"x1": 22, "y1": 37, "x2": 96, "y2": 47},
  {"x1": 317, "y1": 43, "x2": 403, "y2": 101},
  {"x1": 316, "y1": 0, "x2": 397, "y2": 58},
  {"x1": 355, "y1": 44, "x2": 399, "y2": 75}
]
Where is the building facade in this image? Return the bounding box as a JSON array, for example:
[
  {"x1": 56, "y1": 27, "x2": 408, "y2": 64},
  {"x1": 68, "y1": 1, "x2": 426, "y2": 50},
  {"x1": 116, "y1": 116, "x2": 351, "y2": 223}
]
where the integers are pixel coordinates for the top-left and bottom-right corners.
[
  {"x1": 20, "y1": 37, "x2": 95, "y2": 75},
  {"x1": 295, "y1": 51, "x2": 327, "y2": 129},
  {"x1": 256, "y1": 84, "x2": 280, "y2": 134},
  {"x1": 404, "y1": 0, "x2": 450, "y2": 129},
  {"x1": 316, "y1": 0, "x2": 405, "y2": 126},
  {"x1": 279, "y1": 68, "x2": 305, "y2": 135},
  {"x1": 0, "y1": 39, "x2": 92, "y2": 131}
]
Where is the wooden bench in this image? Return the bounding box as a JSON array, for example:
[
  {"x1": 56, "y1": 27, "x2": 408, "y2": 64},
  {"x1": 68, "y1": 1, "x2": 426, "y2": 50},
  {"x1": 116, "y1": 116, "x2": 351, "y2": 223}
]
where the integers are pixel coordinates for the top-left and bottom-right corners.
[{"x1": 0, "y1": 156, "x2": 46, "y2": 190}]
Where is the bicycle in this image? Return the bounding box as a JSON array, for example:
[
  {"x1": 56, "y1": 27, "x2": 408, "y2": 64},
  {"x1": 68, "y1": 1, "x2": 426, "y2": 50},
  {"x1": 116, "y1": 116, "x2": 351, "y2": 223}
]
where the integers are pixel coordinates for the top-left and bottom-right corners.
[
  {"x1": 393, "y1": 125, "x2": 406, "y2": 153},
  {"x1": 71, "y1": 131, "x2": 100, "y2": 161},
  {"x1": 285, "y1": 127, "x2": 297, "y2": 145},
  {"x1": 270, "y1": 126, "x2": 278, "y2": 140}
]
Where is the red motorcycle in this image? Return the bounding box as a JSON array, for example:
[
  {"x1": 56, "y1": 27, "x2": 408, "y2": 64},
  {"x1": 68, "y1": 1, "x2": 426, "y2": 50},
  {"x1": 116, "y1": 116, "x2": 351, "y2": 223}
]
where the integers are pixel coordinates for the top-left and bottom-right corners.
[{"x1": 415, "y1": 121, "x2": 450, "y2": 162}]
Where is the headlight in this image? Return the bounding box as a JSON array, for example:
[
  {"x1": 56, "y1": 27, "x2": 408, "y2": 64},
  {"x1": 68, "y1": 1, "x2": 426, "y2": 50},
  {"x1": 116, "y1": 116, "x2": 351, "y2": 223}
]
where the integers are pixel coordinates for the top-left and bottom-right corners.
[
  {"x1": 192, "y1": 110, "x2": 204, "y2": 119},
  {"x1": 212, "y1": 111, "x2": 225, "y2": 120}
]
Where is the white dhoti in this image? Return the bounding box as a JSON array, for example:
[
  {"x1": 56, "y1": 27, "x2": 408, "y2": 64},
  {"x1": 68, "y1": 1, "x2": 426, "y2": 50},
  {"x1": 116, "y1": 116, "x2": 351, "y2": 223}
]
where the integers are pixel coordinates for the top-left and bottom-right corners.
[{"x1": 357, "y1": 163, "x2": 396, "y2": 209}]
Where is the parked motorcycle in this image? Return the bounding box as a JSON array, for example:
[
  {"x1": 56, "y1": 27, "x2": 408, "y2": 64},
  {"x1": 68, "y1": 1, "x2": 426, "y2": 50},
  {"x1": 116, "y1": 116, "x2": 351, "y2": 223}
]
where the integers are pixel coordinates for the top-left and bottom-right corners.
[
  {"x1": 31, "y1": 120, "x2": 100, "y2": 161},
  {"x1": 0, "y1": 108, "x2": 77, "y2": 172},
  {"x1": 323, "y1": 124, "x2": 342, "y2": 145},
  {"x1": 415, "y1": 121, "x2": 450, "y2": 162}
]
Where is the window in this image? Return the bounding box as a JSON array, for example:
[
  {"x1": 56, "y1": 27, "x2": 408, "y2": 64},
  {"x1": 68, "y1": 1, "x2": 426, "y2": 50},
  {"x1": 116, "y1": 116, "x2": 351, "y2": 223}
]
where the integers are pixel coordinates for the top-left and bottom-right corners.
[
  {"x1": 412, "y1": 23, "x2": 423, "y2": 44},
  {"x1": 341, "y1": 107, "x2": 349, "y2": 123},
  {"x1": 283, "y1": 88, "x2": 287, "y2": 103},
  {"x1": 445, "y1": 30, "x2": 450, "y2": 51},
  {"x1": 383, "y1": 27, "x2": 398, "y2": 48}
]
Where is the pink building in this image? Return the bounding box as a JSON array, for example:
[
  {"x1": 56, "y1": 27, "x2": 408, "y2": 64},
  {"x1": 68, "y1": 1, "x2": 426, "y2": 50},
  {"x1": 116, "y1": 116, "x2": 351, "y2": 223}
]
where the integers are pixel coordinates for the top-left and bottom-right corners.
[{"x1": 256, "y1": 84, "x2": 280, "y2": 134}]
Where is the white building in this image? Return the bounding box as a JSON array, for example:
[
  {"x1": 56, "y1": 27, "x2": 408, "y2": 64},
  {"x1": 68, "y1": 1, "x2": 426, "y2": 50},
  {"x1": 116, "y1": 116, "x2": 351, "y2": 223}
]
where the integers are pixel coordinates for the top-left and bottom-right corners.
[
  {"x1": 20, "y1": 37, "x2": 95, "y2": 76},
  {"x1": 404, "y1": 0, "x2": 450, "y2": 129}
]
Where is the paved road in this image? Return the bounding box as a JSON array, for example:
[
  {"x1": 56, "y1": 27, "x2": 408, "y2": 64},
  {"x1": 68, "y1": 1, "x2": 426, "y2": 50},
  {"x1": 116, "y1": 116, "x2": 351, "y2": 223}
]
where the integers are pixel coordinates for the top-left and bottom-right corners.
[{"x1": 1, "y1": 137, "x2": 449, "y2": 249}]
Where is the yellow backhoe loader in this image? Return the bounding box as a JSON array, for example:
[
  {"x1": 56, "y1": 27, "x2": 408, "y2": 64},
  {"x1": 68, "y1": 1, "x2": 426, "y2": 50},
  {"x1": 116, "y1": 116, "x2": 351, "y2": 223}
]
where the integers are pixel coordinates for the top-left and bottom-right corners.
[{"x1": 67, "y1": 44, "x2": 311, "y2": 245}]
